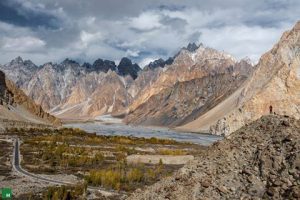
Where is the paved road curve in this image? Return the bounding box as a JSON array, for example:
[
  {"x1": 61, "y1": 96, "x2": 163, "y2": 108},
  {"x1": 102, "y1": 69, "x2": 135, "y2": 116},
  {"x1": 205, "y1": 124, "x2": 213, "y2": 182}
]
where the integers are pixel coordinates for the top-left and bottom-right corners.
[
  {"x1": 12, "y1": 138, "x2": 122, "y2": 194},
  {"x1": 13, "y1": 138, "x2": 74, "y2": 185}
]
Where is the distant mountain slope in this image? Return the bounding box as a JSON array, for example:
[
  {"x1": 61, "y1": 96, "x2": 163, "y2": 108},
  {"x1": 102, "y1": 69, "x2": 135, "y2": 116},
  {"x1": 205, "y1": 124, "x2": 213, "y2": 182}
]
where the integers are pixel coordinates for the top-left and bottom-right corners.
[
  {"x1": 125, "y1": 44, "x2": 253, "y2": 127},
  {"x1": 178, "y1": 21, "x2": 300, "y2": 135},
  {"x1": 0, "y1": 70, "x2": 60, "y2": 129},
  {"x1": 0, "y1": 57, "x2": 141, "y2": 120},
  {"x1": 52, "y1": 71, "x2": 132, "y2": 120}
]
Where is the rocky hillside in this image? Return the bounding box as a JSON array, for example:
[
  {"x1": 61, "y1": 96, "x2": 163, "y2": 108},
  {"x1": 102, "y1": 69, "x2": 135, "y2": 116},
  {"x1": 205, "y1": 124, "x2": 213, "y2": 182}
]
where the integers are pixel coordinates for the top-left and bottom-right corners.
[
  {"x1": 125, "y1": 43, "x2": 253, "y2": 126},
  {"x1": 0, "y1": 70, "x2": 60, "y2": 129},
  {"x1": 129, "y1": 115, "x2": 300, "y2": 200},
  {"x1": 178, "y1": 21, "x2": 300, "y2": 136}
]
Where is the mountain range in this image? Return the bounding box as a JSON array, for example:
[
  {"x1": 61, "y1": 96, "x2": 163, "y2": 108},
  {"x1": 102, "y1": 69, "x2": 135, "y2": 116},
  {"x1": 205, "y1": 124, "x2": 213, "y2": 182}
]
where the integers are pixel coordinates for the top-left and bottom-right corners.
[{"x1": 0, "y1": 21, "x2": 299, "y2": 135}]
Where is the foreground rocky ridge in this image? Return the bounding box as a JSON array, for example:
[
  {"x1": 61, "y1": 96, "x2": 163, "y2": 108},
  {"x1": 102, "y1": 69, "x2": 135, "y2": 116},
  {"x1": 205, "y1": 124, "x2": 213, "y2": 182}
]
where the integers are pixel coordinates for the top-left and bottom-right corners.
[{"x1": 129, "y1": 115, "x2": 300, "y2": 200}]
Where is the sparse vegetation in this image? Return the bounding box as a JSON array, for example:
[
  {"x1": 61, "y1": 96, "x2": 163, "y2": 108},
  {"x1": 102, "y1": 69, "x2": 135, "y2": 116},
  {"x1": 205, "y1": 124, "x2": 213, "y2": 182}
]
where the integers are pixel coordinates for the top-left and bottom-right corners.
[
  {"x1": 158, "y1": 148, "x2": 187, "y2": 155},
  {"x1": 43, "y1": 183, "x2": 87, "y2": 200},
  {"x1": 15, "y1": 183, "x2": 87, "y2": 200},
  {"x1": 4, "y1": 127, "x2": 202, "y2": 193},
  {"x1": 0, "y1": 140, "x2": 12, "y2": 176},
  {"x1": 85, "y1": 160, "x2": 166, "y2": 191}
]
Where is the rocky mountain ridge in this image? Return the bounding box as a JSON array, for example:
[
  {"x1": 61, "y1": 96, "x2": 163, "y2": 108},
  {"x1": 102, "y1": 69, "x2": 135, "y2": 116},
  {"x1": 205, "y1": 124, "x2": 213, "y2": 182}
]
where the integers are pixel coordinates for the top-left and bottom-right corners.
[
  {"x1": 177, "y1": 21, "x2": 300, "y2": 136},
  {"x1": 1, "y1": 19, "x2": 298, "y2": 136},
  {"x1": 125, "y1": 43, "x2": 253, "y2": 127},
  {"x1": 0, "y1": 56, "x2": 141, "y2": 120},
  {"x1": 1, "y1": 43, "x2": 250, "y2": 123}
]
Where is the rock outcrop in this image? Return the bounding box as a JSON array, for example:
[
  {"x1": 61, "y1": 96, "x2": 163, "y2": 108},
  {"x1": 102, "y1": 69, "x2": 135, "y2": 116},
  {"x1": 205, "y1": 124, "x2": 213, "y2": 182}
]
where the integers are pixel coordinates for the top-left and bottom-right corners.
[
  {"x1": 178, "y1": 21, "x2": 300, "y2": 135},
  {"x1": 129, "y1": 115, "x2": 300, "y2": 200}
]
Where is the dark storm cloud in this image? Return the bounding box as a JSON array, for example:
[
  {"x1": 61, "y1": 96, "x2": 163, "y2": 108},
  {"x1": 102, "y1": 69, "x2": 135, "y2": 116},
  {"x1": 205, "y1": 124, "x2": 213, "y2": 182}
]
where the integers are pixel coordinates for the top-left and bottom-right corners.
[
  {"x1": 0, "y1": 0, "x2": 61, "y2": 29},
  {"x1": 160, "y1": 16, "x2": 188, "y2": 32},
  {"x1": 0, "y1": 0, "x2": 299, "y2": 66},
  {"x1": 188, "y1": 32, "x2": 202, "y2": 43}
]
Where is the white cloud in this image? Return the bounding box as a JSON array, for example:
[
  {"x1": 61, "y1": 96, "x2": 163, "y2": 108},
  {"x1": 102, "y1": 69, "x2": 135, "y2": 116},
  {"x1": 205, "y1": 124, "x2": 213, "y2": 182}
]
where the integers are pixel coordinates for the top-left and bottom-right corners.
[
  {"x1": 79, "y1": 30, "x2": 102, "y2": 47},
  {"x1": 0, "y1": 0, "x2": 299, "y2": 66},
  {"x1": 1, "y1": 36, "x2": 45, "y2": 52},
  {"x1": 129, "y1": 11, "x2": 162, "y2": 31},
  {"x1": 199, "y1": 24, "x2": 291, "y2": 63},
  {"x1": 125, "y1": 49, "x2": 140, "y2": 57}
]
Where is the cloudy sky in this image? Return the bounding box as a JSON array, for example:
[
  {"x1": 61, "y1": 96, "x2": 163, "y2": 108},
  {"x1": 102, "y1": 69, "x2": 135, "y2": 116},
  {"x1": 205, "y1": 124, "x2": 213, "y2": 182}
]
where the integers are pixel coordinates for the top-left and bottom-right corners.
[{"x1": 0, "y1": 0, "x2": 299, "y2": 66}]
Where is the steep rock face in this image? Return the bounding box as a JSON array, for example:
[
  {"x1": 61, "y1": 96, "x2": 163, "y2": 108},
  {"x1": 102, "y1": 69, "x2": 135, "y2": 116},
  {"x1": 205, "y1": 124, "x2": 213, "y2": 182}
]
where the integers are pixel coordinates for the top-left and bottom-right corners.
[
  {"x1": 52, "y1": 71, "x2": 132, "y2": 120},
  {"x1": 125, "y1": 72, "x2": 248, "y2": 127},
  {"x1": 26, "y1": 61, "x2": 83, "y2": 111},
  {"x1": 128, "y1": 45, "x2": 237, "y2": 112},
  {"x1": 129, "y1": 115, "x2": 300, "y2": 199},
  {"x1": 87, "y1": 71, "x2": 132, "y2": 116},
  {"x1": 117, "y1": 57, "x2": 141, "y2": 79},
  {"x1": 0, "y1": 70, "x2": 60, "y2": 126},
  {"x1": 128, "y1": 67, "x2": 164, "y2": 99},
  {"x1": 178, "y1": 21, "x2": 300, "y2": 136},
  {"x1": 125, "y1": 44, "x2": 253, "y2": 126}
]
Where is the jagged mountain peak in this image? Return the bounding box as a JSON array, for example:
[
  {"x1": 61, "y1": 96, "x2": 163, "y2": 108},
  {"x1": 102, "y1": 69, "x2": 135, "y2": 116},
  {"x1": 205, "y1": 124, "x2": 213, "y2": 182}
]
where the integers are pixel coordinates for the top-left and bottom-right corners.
[
  {"x1": 119, "y1": 57, "x2": 133, "y2": 66},
  {"x1": 185, "y1": 42, "x2": 200, "y2": 52},
  {"x1": 10, "y1": 56, "x2": 23, "y2": 64},
  {"x1": 61, "y1": 58, "x2": 79, "y2": 66},
  {"x1": 143, "y1": 57, "x2": 174, "y2": 71},
  {"x1": 81, "y1": 62, "x2": 92, "y2": 68},
  {"x1": 117, "y1": 57, "x2": 141, "y2": 79},
  {"x1": 6, "y1": 57, "x2": 38, "y2": 70},
  {"x1": 92, "y1": 58, "x2": 116, "y2": 73},
  {"x1": 173, "y1": 43, "x2": 237, "y2": 66}
]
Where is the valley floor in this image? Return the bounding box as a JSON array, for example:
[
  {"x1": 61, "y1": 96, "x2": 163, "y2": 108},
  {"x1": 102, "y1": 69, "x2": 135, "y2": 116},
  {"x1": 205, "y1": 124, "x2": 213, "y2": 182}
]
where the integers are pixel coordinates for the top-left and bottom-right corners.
[
  {"x1": 0, "y1": 127, "x2": 205, "y2": 199},
  {"x1": 1, "y1": 115, "x2": 298, "y2": 199}
]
